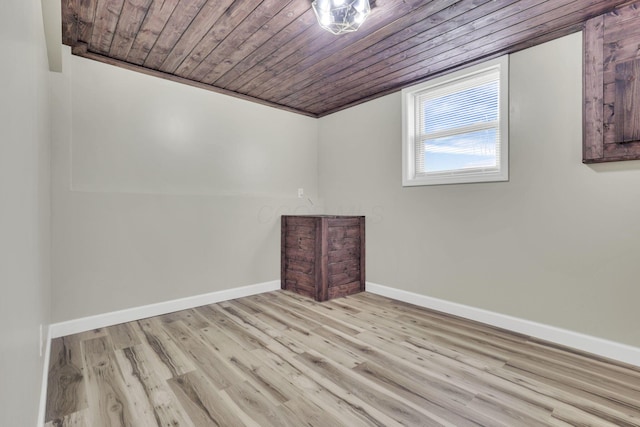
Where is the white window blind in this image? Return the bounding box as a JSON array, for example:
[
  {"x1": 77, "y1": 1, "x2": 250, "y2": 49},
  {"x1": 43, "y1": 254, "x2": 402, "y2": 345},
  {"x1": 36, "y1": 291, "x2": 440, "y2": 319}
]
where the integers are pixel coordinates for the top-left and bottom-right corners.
[{"x1": 402, "y1": 56, "x2": 508, "y2": 186}]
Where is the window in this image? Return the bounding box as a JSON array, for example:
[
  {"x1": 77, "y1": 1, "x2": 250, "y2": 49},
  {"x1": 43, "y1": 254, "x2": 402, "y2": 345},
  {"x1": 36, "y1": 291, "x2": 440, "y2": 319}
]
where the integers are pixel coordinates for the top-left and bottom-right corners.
[{"x1": 402, "y1": 56, "x2": 509, "y2": 186}]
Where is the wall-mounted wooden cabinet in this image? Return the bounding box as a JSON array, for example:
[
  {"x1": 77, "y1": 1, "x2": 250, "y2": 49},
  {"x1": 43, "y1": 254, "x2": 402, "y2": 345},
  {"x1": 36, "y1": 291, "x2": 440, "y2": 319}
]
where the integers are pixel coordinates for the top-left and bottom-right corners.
[
  {"x1": 281, "y1": 215, "x2": 365, "y2": 302},
  {"x1": 584, "y1": 2, "x2": 640, "y2": 163}
]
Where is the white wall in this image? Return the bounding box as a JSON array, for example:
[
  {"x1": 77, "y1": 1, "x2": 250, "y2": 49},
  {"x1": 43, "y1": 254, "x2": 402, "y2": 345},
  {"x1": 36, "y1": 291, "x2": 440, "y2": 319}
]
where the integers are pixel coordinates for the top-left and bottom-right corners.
[
  {"x1": 0, "y1": 0, "x2": 51, "y2": 425},
  {"x1": 51, "y1": 48, "x2": 320, "y2": 322},
  {"x1": 319, "y1": 33, "x2": 640, "y2": 348}
]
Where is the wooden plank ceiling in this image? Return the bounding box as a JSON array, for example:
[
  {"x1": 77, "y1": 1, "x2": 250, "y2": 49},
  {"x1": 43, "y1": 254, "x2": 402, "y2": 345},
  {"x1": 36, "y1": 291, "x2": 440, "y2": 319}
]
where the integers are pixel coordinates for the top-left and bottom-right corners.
[{"x1": 62, "y1": 0, "x2": 629, "y2": 117}]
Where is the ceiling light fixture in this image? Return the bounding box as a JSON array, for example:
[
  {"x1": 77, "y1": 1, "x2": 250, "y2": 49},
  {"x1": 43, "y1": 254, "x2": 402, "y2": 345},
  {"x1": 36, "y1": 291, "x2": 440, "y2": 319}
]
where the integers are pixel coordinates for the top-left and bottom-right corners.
[{"x1": 312, "y1": 0, "x2": 371, "y2": 35}]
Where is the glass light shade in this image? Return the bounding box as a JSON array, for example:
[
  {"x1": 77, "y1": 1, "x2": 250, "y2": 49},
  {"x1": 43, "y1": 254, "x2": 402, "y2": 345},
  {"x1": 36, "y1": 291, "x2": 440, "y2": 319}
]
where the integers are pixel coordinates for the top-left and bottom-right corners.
[{"x1": 312, "y1": 0, "x2": 371, "y2": 35}]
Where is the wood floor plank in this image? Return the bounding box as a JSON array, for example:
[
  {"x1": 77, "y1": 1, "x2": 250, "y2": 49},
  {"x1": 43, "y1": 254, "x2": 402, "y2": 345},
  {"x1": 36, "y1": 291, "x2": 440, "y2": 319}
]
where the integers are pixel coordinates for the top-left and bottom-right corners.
[
  {"x1": 198, "y1": 324, "x2": 290, "y2": 406},
  {"x1": 296, "y1": 349, "x2": 453, "y2": 426},
  {"x1": 551, "y1": 403, "x2": 624, "y2": 426},
  {"x1": 46, "y1": 336, "x2": 86, "y2": 422},
  {"x1": 167, "y1": 370, "x2": 251, "y2": 427},
  {"x1": 492, "y1": 365, "x2": 640, "y2": 426},
  {"x1": 220, "y1": 300, "x2": 284, "y2": 340},
  {"x1": 135, "y1": 317, "x2": 196, "y2": 377},
  {"x1": 112, "y1": 346, "x2": 167, "y2": 427},
  {"x1": 158, "y1": 308, "x2": 211, "y2": 329},
  {"x1": 196, "y1": 303, "x2": 271, "y2": 349},
  {"x1": 468, "y1": 391, "x2": 573, "y2": 427},
  {"x1": 389, "y1": 308, "x2": 636, "y2": 395},
  {"x1": 82, "y1": 336, "x2": 137, "y2": 427},
  {"x1": 525, "y1": 338, "x2": 640, "y2": 389},
  {"x1": 105, "y1": 322, "x2": 140, "y2": 350},
  {"x1": 352, "y1": 360, "x2": 486, "y2": 427},
  {"x1": 312, "y1": 325, "x2": 506, "y2": 426},
  {"x1": 265, "y1": 343, "x2": 404, "y2": 426},
  {"x1": 252, "y1": 346, "x2": 386, "y2": 427},
  {"x1": 345, "y1": 328, "x2": 556, "y2": 421},
  {"x1": 46, "y1": 290, "x2": 640, "y2": 426},
  {"x1": 44, "y1": 408, "x2": 89, "y2": 427},
  {"x1": 161, "y1": 319, "x2": 245, "y2": 390},
  {"x1": 243, "y1": 293, "x2": 327, "y2": 332},
  {"x1": 357, "y1": 292, "x2": 530, "y2": 342},
  {"x1": 505, "y1": 355, "x2": 640, "y2": 409},
  {"x1": 221, "y1": 380, "x2": 302, "y2": 427},
  {"x1": 116, "y1": 344, "x2": 195, "y2": 427},
  {"x1": 237, "y1": 298, "x2": 366, "y2": 370},
  {"x1": 464, "y1": 393, "x2": 557, "y2": 427},
  {"x1": 260, "y1": 290, "x2": 366, "y2": 336},
  {"x1": 337, "y1": 296, "x2": 531, "y2": 362},
  {"x1": 282, "y1": 395, "x2": 350, "y2": 427}
]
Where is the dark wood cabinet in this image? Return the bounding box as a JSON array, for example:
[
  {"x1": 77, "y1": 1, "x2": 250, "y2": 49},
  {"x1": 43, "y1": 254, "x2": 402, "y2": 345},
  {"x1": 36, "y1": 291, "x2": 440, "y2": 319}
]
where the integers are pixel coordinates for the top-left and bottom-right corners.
[
  {"x1": 281, "y1": 215, "x2": 365, "y2": 302},
  {"x1": 583, "y1": 2, "x2": 640, "y2": 163}
]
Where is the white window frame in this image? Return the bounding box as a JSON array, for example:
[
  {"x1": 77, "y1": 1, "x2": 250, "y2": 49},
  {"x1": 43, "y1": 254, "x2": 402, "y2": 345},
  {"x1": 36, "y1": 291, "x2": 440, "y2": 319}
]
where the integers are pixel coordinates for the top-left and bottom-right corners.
[{"x1": 402, "y1": 56, "x2": 509, "y2": 186}]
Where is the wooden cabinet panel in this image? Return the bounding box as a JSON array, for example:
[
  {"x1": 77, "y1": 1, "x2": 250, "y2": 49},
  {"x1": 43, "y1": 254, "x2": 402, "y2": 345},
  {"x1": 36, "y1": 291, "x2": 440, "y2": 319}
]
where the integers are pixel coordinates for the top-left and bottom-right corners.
[
  {"x1": 615, "y1": 59, "x2": 640, "y2": 143},
  {"x1": 584, "y1": 2, "x2": 640, "y2": 163},
  {"x1": 281, "y1": 215, "x2": 365, "y2": 302}
]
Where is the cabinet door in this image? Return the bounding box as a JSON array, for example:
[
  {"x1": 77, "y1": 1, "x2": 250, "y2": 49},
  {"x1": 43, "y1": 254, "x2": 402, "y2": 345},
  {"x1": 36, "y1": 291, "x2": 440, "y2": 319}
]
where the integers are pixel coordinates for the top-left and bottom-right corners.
[
  {"x1": 327, "y1": 217, "x2": 364, "y2": 300},
  {"x1": 584, "y1": 2, "x2": 640, "y2": 163},
  {"x1": 281, "y1": 216, "x2": 319, "y2": 299}
]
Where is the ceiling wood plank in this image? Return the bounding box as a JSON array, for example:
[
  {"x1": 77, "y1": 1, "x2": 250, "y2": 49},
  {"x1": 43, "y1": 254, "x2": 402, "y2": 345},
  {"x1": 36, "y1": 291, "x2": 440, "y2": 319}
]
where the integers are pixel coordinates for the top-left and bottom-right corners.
[
  {"x1": 188, "y1": 0, "x2": 292, "y2": 83},
  {"x1": 212, "y1": 8, "x2": 318, "y2": 89},
  {"x1": 175, "y1": 0, "x2": 266, "y2": 80},
  {"x1": 199, "y1": 0, "x2": 306, "y2": 85},
  {"x1": 89, "y1": 0, "x2": 124, "y2": 54},
  {"x1": 294, "y1": 0, "x2": 558, "y2": 110},
  {"x1": 189, "y1": 0, "x2": 283, "y2": 82},
  {"x1": 270, "y1": 0, "x2": 504, "y2": 105},
  {"x1": 315, "y1": 23, "x2": 585, "y2": 116},
  {"x1": 300, "y1": 0, "x2": 620, "y2": 114},
  {"x1": 61, "y1": 0, "x2": 632, "y2": 117},
  {"x1": 232, "y1": 0, "x2": 428, "y2": 97},
  {"x1": 74, "y1": 0, "x2": 98, "y2": 46},
  {"x1": 158, "y1": 0, "x2": 237, "y2": 74},
  {"x1": 202, "y1": 0, "x2": 311, "y2": 85},
  {"x1": 109, "y1": 0, "x2": 152, "y2": 60},
  {"x1": 216, "y1": 12, "x2": 324, "y2": 92},
  {"x1": 125, "y1": 0, "x2": 180, "y2": 65},
  {"x1": 225, "y1": 27, "x2": 332, "y2": 94},
  {"x1": 143, "y1": 0, "x2": 209, "y2": 69},
  {"x1": 62, "y1": 0, "x2": 79, "y2": 46}
]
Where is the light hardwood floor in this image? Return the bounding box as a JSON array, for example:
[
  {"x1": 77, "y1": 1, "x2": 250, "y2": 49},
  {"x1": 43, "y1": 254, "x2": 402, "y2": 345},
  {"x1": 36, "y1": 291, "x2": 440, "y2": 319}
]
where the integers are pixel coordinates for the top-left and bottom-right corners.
[{"x1": 45, "y1": 290, "x2": 640, "y2": 426}]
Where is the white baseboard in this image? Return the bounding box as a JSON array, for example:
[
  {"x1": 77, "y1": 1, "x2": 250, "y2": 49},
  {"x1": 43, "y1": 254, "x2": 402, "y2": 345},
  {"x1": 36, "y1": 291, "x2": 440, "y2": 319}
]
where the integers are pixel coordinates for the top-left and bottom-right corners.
[
  {"x1": 37, "y1": 324, "x2": 52, "y2": 427},
  {"x1": 366, "y1": 282, "x2": 640, "y2": 368},
  {"x1": 50, "y1": 280, "x2": 280, "y2": 338}
]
